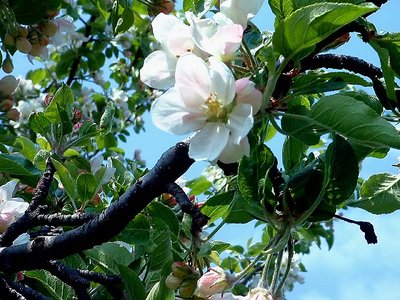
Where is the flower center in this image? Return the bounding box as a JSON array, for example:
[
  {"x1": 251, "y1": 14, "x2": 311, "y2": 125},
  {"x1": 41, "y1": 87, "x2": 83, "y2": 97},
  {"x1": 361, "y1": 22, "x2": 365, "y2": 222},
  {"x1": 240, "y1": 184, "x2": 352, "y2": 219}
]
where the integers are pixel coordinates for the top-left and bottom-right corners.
[{"x1": 205, "y1": 93, "x2": 227, "y2": 122}]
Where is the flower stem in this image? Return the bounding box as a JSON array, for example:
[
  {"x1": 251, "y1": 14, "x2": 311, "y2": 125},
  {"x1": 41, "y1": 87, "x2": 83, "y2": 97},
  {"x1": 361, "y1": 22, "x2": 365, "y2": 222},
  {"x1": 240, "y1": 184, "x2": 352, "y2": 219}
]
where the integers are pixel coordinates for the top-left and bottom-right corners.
[
  {"x1": 269, "y1": 249, "x2": 284, "y2": 296},
  {"x1": 274, "y1": 237, "x2": 294, "y2": 295},
  {"x1": 203, "y1": 219, "x2": 226, "y2": 242}
]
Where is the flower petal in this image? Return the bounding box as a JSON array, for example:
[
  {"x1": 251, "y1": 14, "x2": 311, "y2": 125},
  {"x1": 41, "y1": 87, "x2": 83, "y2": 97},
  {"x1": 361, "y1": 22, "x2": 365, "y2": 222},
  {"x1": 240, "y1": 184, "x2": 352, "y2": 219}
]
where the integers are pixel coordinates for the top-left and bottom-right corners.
[
  {"x1": 189, "y1": 122, "x2": 229, "y2": 161},
  {"x1": 152, "y1": 13, "x2": 183, "y2": 43},
  {"x1": 227, "y1": 103, "x2": 253, "y2": 144},
  {"x1": 220, "y1": 0, "x2": 264, "y2": 28},
  {"x1": 235, "y1": 78, "x2": 262, "y2": 114},
  {"x1": 140, "y1": 50, "x2": 177, "y2": 90},
  {"x1": 166, "y1": 23, "x2": 194, "y2": 56},
  {"x1": 209, "y1": 57, "x2": 236, "y2": 105},
  {"x1": 175, "y1": 54, "x2": 211, "y2": 101},
  {"x1": 0, "y1": 181, "x2": 18, "y2": 202},
  {"x1": 151, "y1": 88, "x2": 206, "y2": 135},
  {"x1": 217, "y1": 136, "x2": 250, "y2": 164}
]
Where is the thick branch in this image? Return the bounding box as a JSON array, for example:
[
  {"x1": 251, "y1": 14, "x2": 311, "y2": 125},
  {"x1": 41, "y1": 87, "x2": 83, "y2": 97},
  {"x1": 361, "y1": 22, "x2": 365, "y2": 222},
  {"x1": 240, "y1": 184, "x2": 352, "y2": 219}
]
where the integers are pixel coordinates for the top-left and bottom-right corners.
[
  {"x1": 6, "y1": 279, "x2": 50, "y2": 300},
  {"x1": 0, "y1": 277, "x2": 25, "y2": 300},
  {"x1": 77, "y1": 270, "x2": 123, "y2": 299},
  {"x1": 0, "y1": 142, "x2": 194, "y2": 273}
]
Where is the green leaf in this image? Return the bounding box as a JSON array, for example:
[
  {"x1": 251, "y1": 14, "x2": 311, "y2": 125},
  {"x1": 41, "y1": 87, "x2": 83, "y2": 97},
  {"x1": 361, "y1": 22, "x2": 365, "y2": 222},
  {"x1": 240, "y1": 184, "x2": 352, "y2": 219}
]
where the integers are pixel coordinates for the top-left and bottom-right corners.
[
  {"x1": 273, "y1": 2, "x2": 377, "y2": 60},
  {"x1": 147, "y1": 202, "x2": 180, "y2": 237},
  {"x1": 0, "y1": 153, "x2": 41, "y2": 186},
  {"x1": 45, "y1": 84, "x2": 74, "y2": 134},
  {"x1": 201, "y1": 191, "x2": 234, "y2": 223},
  {"x1": 324, "y1": 135, "x2": 359, "y2": 205},
  {"x1": 13, "y1": 136, "x2": 38, "y2": 162},
  {"x1": 282, "y1": 136, "x2": 307, "y2": 172},
  {"x1": 283, "y1": 94, "x2": 400, "y2": 149},
  {"x1": 117, "y1": 265, "x2": 146, "y2": 300},
  {"x1": 114, "y1": 7, "x2": 134, "y2": 35},
  {"x1": 146, "y1": 282, "x2": 175, "y2": 300},
  {"x1": 268, "y1": 0, "x2": 294, "y2": 21},
  {"x1": 25, "y1": 270, "x2": 74, "y2": 300},
  {"x1": 148, "y1": 220, "x2": 173, "y2": 272},
  {"x1": 76, "y1": 173, "x2": 98, "y2": 202},
  {"x1": 183, "y1": 0, "x2": 216, "y2": 15},
  {"x1": 84, "y1": 242, "x2": 134, "y2": 274},
  {"x1": 51, "y1": 158, "x2": 77, "y2": 199},
  {"x1": 29, "y1": 112, "x2": 51, "y2": 136},
  {"x1": 119, "y1": 213, "x2": 151, "y2": 245},
  {"x1": 186, "y1": 176, "x2": 212, "y2": 196},
  {"x1": 370, "y1": 32, "x2": 400, "y2": 77},
  {"x1": 349, "y1": 173, "x2": 400, "y2": 214}
]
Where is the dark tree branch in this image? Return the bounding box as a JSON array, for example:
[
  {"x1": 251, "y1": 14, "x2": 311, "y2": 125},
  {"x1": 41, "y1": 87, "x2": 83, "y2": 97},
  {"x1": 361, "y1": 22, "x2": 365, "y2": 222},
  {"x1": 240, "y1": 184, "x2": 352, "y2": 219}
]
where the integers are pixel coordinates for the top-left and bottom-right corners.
[
  {"x1": 66, "y1": 15, "x2": 96, "y2": 86},
  {"x1": 77, "y1": 270, "x2": 123, "y2": 299},
  {"x1": 334, "y1": 214, "x2": 378, "y2": 244},
  {"x1": 44, "y1": 261, "x2": 90, "y2": 300},
  {"x1": 0, "y1": 158, "x2": 56, "y2": 247},
  {"x1": 0, "y1": 142, "x2": 195, "y2": 273},
  {"x1": 6, "y1": 279, "x2": 50, "y2": 300},
  {"x1": 0, "y1": 277, "x2": 25, "y2": 300},
  {"x1": 165, "y1": 182, "x2": 209, "y2": 235},
  {"x1": 34, "y1": 212, "x2": 96, "y2": 227}
]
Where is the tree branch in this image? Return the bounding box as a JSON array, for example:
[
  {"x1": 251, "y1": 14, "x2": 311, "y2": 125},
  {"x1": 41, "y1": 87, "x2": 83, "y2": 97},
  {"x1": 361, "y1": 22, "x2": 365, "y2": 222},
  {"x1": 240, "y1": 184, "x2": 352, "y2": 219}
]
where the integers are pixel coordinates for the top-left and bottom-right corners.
[{"x1": 0, "y1": 142, "x2": 196, "y2": 273}]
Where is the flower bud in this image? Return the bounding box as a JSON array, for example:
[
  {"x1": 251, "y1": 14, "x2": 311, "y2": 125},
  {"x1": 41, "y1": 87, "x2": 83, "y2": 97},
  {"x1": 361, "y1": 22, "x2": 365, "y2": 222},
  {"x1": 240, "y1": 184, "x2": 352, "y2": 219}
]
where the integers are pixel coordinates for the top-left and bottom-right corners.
[
  {"x1": 160, "y1": 0, "x2": 175, "y2": 14},
  {"x1": 4, "y1": 34, "x2": 15, "y2": 46},
  {"x1": 2, "y1": 56, "x2": 14, "y2": 73},
  {"x1": 179, "y1": 279, "x2": 197, "y2": 298},
  {"x1": 246, "y1": 288, "x2": 274, "y2": 300},
  {"x1": 165, "y1": 274, "x2": 183, "y2": 290},
  {"x1": 171, "y1": 262, "x2": 194, "y2": 279},
  {"x1": 15, "y1": 37, "x2": 32, "y2": 53},
  {"x1": 29, "y1": 44, "x2": 45, "y2": 57},
  {"x1": 42, "y1": 21, "x2": 58, "y2": 36},
  {"x1": 6, "y1": 108, "x2": 20, "y2": 121},
  {"x1": 0, "y1": 99, "x2": 14, "y2": 111},
  {"x1": 0, "y1": 75, "x2": 19, "y2": 96},
  {"x1": 18, "y1": 26, "x2": 29, "y2": 38},
  {"x1": 196, "y1": 267, "x2": 234, "y2": 298}
]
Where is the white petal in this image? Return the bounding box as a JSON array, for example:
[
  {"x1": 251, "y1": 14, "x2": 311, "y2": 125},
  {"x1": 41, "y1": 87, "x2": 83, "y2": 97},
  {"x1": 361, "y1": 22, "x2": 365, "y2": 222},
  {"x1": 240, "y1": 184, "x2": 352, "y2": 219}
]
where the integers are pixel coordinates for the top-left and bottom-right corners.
[
  {"x1": 235, "y1": 78, "x2": 262, "y2": 114},
  {"x1": 0, "y1": 200, "x2": 29, "y2": 215},
  {"x1": 209, "y1": 57, "x2": 236, "y2": 105},
  {"x1": 91, "y1": 155, "x2": 103, "y2": 173},
  {"x1": 151, "y1": 88, "x2": 206, "y2": 135},
  {"x1": 189, "y1": 122, "x2": 230, "y2": 161},
  {"x1": 166, "y1": 23, "x2": 194, "y2": 56},
  {"x1": 140, "y1": 50, "x2": 177, "y2": 90},
  {"x1": 191, "y1": 17, "x2": 218, "y2": 54},
  {"x1": 227, "y1": 103, "x2": 253, "y2": 144},
  {"x1": 175, "y1": 54, "x2": 211, "y2": 100},
  {"x1": 0, "y1": 181, "x2": 18, "y2": 202},
  {"x1": 152, "y1": 13, "x2": 183, "y2": 43},
  {"x1": 217, "y1": 137, "x2": 250, "y2": 164},
  {"x1": 220, "y1": 0, "x2": 264, "y2": 28}
]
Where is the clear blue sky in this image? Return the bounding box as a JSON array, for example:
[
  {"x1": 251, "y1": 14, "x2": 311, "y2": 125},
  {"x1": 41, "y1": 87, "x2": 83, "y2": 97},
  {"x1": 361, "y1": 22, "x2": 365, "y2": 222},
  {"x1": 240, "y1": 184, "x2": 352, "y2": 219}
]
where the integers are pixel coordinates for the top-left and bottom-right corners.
[{"x1": 4, "y1": 1, "x2": 400, "y2": 299}]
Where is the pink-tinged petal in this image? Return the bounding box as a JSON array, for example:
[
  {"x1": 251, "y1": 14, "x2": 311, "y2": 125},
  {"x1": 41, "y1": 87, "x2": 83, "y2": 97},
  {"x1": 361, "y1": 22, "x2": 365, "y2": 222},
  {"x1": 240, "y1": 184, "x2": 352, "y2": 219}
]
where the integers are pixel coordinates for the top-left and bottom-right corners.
[
  {"x1": 0, "y1": 75, "x2": 19, "y2": 96},
  {"x1": 209, "y1": 57, "x2": 236, "y2": 105},
  {"x1": 235, "y1": 78, "x2": 262, "y2": 114},
  {"x1": 220, "y1": 0, "x2": 264, "y2": 28},
  {"x1": 227, "y1": 103, "x2": 253, "y2": 144},
  {"x1": 189, "y1": 123, "x2": 229, "y2": 161},
  {"x1": 152, "y1": 13, "x2": 183, "y2": 43},
  {"x1": 151, "y1": 88, "x2": 206, "y2": 135},
  {"x1": 166, "y1": 23, "x2": 194, "y2": 56},
  {"x1": 218, "y1": 137, "x2": 250, "y2": 164},
  {"x1": 175, "y1": 54, "x2": 211, "y2": 100},
  {"x1": 191, "y1": 18, "x2": 217, "y2": 54},
  {"x1": 140, "y1": 50, "x2": 177, "y2": 90},
  {"x1": 0, "y1": 200, "x2": 29, "y2": 215},
  {"x1": 210, "y1": 24, "x2": 243, "y2": 58}
]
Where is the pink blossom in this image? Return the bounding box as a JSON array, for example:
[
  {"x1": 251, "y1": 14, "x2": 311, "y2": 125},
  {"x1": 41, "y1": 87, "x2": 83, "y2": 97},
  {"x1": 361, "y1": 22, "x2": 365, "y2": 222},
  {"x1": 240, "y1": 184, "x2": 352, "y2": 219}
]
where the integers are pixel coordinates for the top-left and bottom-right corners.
[{"x1": 196, "y1": 267, "x2": 235, "y2": 298}]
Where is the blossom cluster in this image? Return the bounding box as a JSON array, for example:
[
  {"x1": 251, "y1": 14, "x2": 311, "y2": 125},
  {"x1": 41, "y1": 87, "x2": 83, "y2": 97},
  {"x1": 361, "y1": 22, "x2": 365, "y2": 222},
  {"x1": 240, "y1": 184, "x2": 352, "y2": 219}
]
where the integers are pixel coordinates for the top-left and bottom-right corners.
[{"x1": 140, "y1": 0, "x2": 264, "y2": 163}]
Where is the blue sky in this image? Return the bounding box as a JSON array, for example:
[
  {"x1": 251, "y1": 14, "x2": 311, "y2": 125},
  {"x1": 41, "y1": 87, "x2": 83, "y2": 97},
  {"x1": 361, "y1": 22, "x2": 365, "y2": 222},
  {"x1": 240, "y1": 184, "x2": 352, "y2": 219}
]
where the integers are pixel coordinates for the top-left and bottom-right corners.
[{"x1": 3, "y1": 1, "x2": 400, "y2": 299}]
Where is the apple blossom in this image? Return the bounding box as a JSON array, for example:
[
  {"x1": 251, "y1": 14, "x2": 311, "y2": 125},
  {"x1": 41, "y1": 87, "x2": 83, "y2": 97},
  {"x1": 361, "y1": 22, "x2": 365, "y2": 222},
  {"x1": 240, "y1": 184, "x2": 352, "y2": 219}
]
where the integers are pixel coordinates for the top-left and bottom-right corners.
[
  {"x1": 90, "y1": 155, "x2": 116, "y2": 185},
  {"x1": 151, "y1": 54, "x2": 261, "y2": 163},
  {"x1": 246, "y1": 288, "x2": 274, "y2": 300},
  {"x1": 195, "y1": 266, "x2": 235, "y2": 298},
  {"x1": 190, "y1": 12, "x2": 243, "y2": 60},
  {"x1": 140, "y1": 13, "x2": 195, "y2": 90},
  {"x1": 220, "y1": 0, "x2": 265, "y2": 29},
  {"x1": 209, "y1": 292, "x2": 247, "y2": 300},
  {"x1": 0, "y1": 181, "x2": 29, "y2": 233}
]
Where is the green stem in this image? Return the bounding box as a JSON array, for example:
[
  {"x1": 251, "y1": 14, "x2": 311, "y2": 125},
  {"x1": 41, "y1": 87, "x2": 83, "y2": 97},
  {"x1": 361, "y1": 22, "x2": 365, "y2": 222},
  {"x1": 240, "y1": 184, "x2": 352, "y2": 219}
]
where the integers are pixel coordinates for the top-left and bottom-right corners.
[
  {"x1": 274, "y1": 237, "x2": 294, "y2": 295},
  {"x1": 258, "y1": 253, "x2": 273, "y2": 288},
  {"x1": 241, "y1": 39, "x2": 257, "y2": 70},
  {"x1": 269, "y1": 249, "x2": 284, "y2": 295},
  {"x1": 268, "y1": 114, "x2": 287, "y2": 136},
  {"x1": 203, "y1": 219, "x2": 227, "y2": 242}
]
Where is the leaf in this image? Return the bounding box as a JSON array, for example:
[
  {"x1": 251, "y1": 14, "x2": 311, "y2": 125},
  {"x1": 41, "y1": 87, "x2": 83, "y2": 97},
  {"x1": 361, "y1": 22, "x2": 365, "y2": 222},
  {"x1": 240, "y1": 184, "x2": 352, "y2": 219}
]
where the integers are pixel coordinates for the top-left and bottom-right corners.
[
  {"x1": 77, "y1": 173, "x2": 98, "y2": 202},
  {"x1": 268, "y1": 0, "x2": 294, "y2": 21},
  {"x1": 45, "y1": 84, "x2": 74, "y2": 123},
  {"x1": 147, "y1": 202, "x2": 180, "y2": 237},
  {"x1": 146, "y1": 282, "x2": 175, "y2": 300},
  {"x1": 282, "y1": 136, "x2": 307, "y2": 172},
  {"x1": 283, "y1": 94, "x2": 400, "y2": 149},
  {"x1": 119, "y1": 213, "x2": 151, "y2": 245},
  {"x1": 272, "y1": 2, "x2": 377, "y2": 60},
  {"x1": 148, "y1": 220, "x2": 173, "y2": 272},
  {"x1": 13, "y1": 136, "x2": 38, "y2": 162},
  {"x1": 324, "y1": 135, "x2": 359, "y2": 205},
  {"x1": 84, "y1": 242, "x2": 134, "y2": 274},
  {"x1": 114, "y1": 7, "x2": 134, "y2": 35},
  {"x1": 201, "y1": 191, "x2": 234, "y2": 223},
  {"x1": 0, "y1": 153, "x2": 41, "y2": 186},
  {"x1": 186, "y1": 176, "x2": 212, "y2": 196},
  {"x1": 117, "y1": 265, "x2": 146, "y2": 300},
  {"x1": 349, "y1": 173, "x2": 400, "y2": 214},
  {"x1": 25, "y1": 270, "x2": 74, "y2": 300},
  {"x1": 28, "y1": 112, "x2": 51, "y2": 136},
  {"x1": 183, "y1": 0, "x2": 216, "y2": 15},
  {"x1": 51, "y1": 158, "x2": 77, "y2": 200}
]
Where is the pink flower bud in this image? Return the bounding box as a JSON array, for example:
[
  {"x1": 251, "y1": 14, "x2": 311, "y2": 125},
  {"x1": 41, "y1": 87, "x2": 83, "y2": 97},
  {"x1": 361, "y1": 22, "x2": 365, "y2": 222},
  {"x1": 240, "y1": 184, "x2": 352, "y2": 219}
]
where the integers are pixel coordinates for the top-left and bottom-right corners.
[
  {"x1": 0, "y1": 75, "x2": 18, "y2": 96},
  {"x1": 42, "y1": 21, "x2": 58, "y2": 37},
  {"x1": 6, "y1": 108, "x2": 20, "y2": 121},
  {"x1": 0, "y1": 99, "x2": 14, "y2": 112},
  {"x1": 165, "y1": 274, "x2": 183, "y2": 290},
  {"x1": 2, "y1": 57, "x2": 14, "y2": 74},
  {"x1": 160, "y1": 0, "x2": 175, "y2": 14},
  {"x1": 171, "y1": 261, "x2": 193, "y2": 279},
  {"x1": 196, "y1": 267, "x2": 234, "y2": 298},
  {"x1": 179, "y1": 278, "x2": 197, "y2": 298},
  {"x1": 247, "y1": 288, "x2": 274, "y2": 300},
  {"x1": 5, "y1": 34, "x2": 15, "y2": 46},
  {"x1": 15, "y1": 37, "x2": 32, "y2": 53}
]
